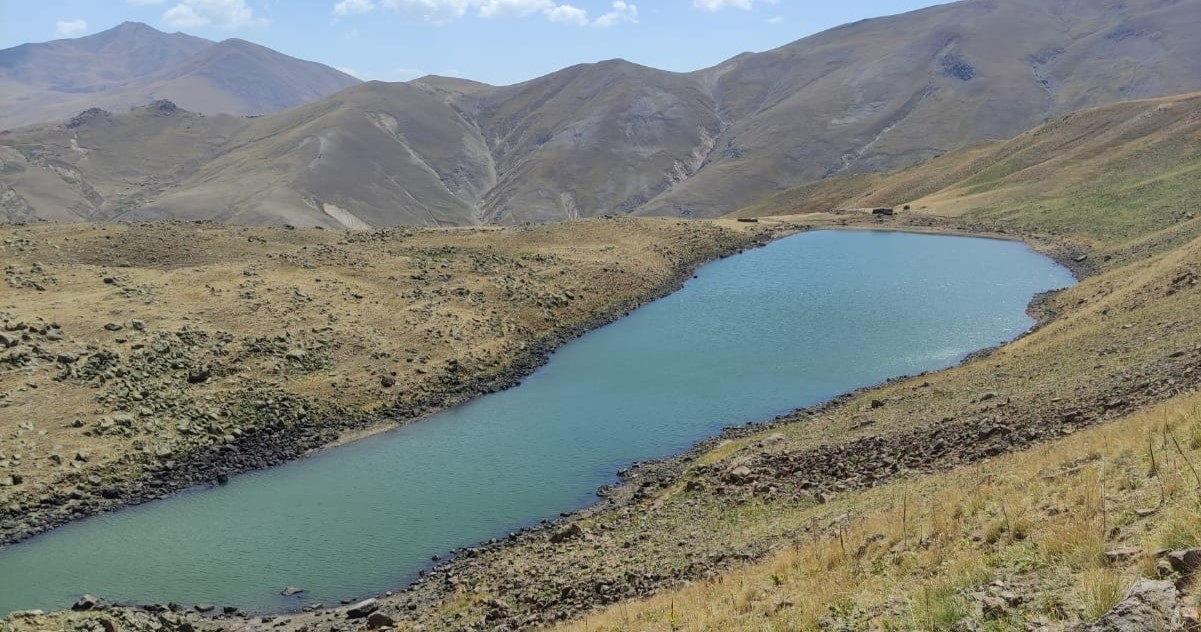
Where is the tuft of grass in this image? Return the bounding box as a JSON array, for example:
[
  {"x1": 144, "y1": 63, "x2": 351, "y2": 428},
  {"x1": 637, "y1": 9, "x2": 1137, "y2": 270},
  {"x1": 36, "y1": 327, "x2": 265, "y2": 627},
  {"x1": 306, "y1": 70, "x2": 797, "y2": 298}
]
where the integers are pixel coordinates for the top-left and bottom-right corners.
[
  {"x1": 1156, "y1": 505, "x2": 1201, "y2": 550},
  {"x1": 1040, "y1": 518, "x2": 1106, "y2": 570},
  {"x1": 909, "y1": 580, "x2": 970, "y2": 632},
  {"x1": 1079, "y1": 568, "x2": 1125, "y2": 621}
]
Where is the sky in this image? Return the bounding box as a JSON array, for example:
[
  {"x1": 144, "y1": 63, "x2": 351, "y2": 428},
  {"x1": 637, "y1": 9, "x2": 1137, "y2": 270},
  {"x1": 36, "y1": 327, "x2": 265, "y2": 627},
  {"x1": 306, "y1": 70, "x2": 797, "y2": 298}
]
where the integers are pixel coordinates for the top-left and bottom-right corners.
[{"x1": 0, "y1": 0, "x2": 953, "y2": 86}]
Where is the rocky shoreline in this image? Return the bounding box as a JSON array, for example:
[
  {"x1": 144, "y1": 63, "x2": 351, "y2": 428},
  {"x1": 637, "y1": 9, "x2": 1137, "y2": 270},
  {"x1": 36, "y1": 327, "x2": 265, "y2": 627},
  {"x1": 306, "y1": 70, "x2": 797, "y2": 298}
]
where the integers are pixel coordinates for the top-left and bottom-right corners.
[
  {"x1": 6, "y1": 217, "x2": 1153, "y2": 632},
  {"x1": 0, "y1": 228, "x2": 773, "y2": 546}
]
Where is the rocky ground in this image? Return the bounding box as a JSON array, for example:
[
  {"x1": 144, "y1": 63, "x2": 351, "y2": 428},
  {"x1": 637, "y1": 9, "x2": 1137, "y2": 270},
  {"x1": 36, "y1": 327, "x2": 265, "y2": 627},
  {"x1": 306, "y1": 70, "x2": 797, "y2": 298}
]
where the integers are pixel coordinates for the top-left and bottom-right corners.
[
  {"x1": 3, "y1": 211, "x2": 1199, "y2": 632},
  {"x1": 0, "y1": 218, "x2": 765, "y2": 545}
]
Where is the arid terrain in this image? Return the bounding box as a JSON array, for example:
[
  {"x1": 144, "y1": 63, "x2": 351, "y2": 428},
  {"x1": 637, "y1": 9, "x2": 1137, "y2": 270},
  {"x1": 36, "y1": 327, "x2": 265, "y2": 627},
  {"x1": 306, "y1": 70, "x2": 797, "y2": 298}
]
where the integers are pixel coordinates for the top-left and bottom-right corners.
[
  {"x1": 5, "y1": 90, "x2": 1199, "y2": 632},
  {"x1": 0, "y1": 218, "x2": 762, "y2": 545},
  {"x1": 5, "y1": 3, "x2": 1201, "y2": 631}
]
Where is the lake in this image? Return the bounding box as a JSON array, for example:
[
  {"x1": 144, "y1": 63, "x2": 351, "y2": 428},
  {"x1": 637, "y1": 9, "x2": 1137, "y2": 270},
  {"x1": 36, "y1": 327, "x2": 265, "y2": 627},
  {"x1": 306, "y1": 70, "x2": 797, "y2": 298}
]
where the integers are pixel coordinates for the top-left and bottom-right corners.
[{"x1": 0, "y1": 230, "x2": 1075, "y2": 614}]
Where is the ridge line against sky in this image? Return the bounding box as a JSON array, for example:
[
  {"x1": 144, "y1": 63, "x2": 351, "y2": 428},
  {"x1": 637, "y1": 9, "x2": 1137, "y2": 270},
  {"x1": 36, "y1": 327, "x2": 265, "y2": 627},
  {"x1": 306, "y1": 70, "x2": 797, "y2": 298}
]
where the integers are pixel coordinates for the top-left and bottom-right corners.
[{"x1": 1, "y1": 0, "x2": 954, "y2": 86}]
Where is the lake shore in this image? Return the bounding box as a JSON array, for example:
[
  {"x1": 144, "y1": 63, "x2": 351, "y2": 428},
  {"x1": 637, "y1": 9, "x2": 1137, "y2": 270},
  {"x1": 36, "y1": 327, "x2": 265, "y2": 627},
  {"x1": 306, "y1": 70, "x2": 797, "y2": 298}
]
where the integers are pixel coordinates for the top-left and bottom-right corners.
[
  {"x1": 7, "y1": 212, "x2": 1162, "y2": 632},
  {"x1": 0, "y1": 218, "x2": 768, "y2": 547}
]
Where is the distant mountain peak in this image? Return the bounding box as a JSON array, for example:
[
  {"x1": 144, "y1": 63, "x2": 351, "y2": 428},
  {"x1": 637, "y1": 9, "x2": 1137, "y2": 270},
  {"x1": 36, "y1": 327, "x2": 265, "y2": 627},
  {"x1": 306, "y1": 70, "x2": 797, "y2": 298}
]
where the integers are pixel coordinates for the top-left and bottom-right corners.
[{"x1": 0, "y1": 20, "x2": 359, "y2": 129}]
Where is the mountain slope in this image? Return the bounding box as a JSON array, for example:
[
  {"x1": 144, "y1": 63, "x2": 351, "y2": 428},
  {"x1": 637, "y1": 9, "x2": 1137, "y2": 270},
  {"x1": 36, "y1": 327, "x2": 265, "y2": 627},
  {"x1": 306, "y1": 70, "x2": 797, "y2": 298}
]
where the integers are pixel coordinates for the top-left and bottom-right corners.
[
  {"x1": 145, "y1": 81, "x2": 494, "y2": 227},
  {"x1": 470, "y1": 60, "x2": 722, "y2": 222},
  {"x1": 639, "y1": 0, "x2": 1201, "y2": 217},
  {"x1": 4, "y1": 0, "x2": 1201, "y2": 227},
  {"x1": 0, "y1": 22, "x2": 360, "y2": 130},
  {"x1": 735, "y1": 90, "x2": 1201, "y2": 256}
]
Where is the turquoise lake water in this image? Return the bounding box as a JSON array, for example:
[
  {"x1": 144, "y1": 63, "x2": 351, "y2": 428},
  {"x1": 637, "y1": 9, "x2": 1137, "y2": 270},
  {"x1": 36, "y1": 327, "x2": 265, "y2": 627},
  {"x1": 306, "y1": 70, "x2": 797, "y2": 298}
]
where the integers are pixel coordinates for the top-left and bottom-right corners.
[{"x1": 0, "y1": 230, "x2": 1075, "y2": 615}]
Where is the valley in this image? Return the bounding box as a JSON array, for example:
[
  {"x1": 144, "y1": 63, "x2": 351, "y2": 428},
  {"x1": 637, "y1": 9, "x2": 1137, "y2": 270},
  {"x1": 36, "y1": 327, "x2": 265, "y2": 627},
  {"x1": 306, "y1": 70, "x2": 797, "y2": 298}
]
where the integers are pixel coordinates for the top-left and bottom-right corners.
[{"x1": 3, "y1": 1, "x2": 1201, "y2": 631}]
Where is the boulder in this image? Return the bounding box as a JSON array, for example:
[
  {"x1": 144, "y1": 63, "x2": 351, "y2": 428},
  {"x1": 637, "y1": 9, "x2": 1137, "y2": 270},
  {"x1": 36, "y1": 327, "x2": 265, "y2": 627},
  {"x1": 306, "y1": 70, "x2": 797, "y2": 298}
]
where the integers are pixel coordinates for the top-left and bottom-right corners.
[
  {"x1": 549, "y1": 524, "x2": 584, "y2": 543},
  {"x1": 1105, "y1": 547, "x2": 1143, "y2": 565},
  {"x1": 186, "y1": 367, "x2": 211, "y2": 384},
  {"x1": 280, "y1": 586, "x2": 304, "y2": 596},
  {"x1": 71, "y1": 594, "x2": 99, "y2": 611},
  {"x1": 367, "y1": 612, "x2": 395, "y2": 628},
  {"x1": 1074, "y1": 578, "x2": 1180, "y2": 631},
  {"x1": 346, "y1": 598, "x2": 379, "y2": 619},
  {"x1": 1166, "y1": 549, "x2": 1201, "y2": 577},
  {"x1": 724, "y1": 465, "x2": 754, "y2": 484},
  {"x1": 980, "y1": 595, "x2": 1007, "y2": 620}
]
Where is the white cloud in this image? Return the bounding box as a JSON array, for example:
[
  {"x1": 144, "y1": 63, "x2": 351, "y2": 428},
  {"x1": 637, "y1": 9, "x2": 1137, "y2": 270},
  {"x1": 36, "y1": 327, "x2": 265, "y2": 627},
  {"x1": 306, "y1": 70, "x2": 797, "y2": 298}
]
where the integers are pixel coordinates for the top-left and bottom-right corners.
[
  {"x1": 357, "y1": 0, "x2": 605, "y2": 26},
  {"x1": 380, "y1": 0, "x2": 475, "y2": 23},
  {"x1": 592, "y1": 0, "x2": 636, "y2": 27},
  {"x1": 478, "y1": 0, "x2": 554, "y2": 18},
  {"x1": 336, "y1": 66, "x2": 362, "y2": 78},
  {"x1": 693, "y1": 0, "x2": 774, "y2": 11},
  {"x1": 547, "y1": 4, "x2": 587, "y2": 25},
  {"x1": 333, "y1": 0, "x2": 376, "y2": 16},
  {"x1": 55, "y1": 19, "x2": 89, "y2": 37},
  {"x1": 765, "y1": 15, "x2": 783, "y2": 23},
  {"x1": 163, "y1": 0, "x2": 268, "y2": 29},
  {"x1": 127, "y1": 0, "x2": 167, "y2": 5}
]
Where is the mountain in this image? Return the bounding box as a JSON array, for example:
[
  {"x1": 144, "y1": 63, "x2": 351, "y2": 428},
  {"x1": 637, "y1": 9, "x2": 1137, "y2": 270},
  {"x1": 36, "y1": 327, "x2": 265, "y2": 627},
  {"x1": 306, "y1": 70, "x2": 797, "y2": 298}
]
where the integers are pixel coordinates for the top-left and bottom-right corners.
[
  {"x1": 3, "y1": 0, "x2": 1201, "y2": 227},
  {"x1": 0, "y1": 22, "x2": 360, "y2": 130},
  {"x1": 734, "y1": 89, "x2": 1201, "y2": 253}
]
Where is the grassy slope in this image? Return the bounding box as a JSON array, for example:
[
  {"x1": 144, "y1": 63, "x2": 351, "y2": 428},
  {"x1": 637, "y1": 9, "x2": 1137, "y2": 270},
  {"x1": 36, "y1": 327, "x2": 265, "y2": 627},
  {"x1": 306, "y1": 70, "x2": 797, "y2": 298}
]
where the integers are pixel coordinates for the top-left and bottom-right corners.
[
  {"x1": 538, "y1": 94, "x2": 1201, "y2": 631},
  {"x1": 738, "y1": 92, "x2": 1201, "y2": 251}
]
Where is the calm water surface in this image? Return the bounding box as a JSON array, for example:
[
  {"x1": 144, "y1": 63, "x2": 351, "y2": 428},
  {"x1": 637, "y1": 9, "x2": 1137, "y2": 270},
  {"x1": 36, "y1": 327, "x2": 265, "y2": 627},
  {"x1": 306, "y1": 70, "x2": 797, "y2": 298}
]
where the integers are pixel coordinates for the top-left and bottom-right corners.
[{"x1": 0, "y1": 230, "x2": 1075, "y2": 614}]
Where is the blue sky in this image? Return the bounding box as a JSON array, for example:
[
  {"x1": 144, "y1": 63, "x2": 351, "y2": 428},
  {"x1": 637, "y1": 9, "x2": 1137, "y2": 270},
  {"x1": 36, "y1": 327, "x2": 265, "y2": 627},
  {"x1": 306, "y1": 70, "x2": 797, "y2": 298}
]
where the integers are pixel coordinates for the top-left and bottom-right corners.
[{"x1": 0, "y1": 0, "x2": 952, "y2": 85}]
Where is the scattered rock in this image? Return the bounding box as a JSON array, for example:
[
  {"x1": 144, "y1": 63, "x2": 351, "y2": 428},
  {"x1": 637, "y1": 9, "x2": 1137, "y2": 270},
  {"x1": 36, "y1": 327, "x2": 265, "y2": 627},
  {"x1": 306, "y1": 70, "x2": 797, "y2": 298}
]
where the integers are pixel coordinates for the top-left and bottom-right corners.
[
  {"x1": 380, "y1": 375, "x2": 396, "y2": 388},
  {"x1": 103, "y1": 322, "x2": 123, "y2": 331},
  {"x1": 186, "y1": 367, "x2": 211, "y2": 384},
  {"x1": 1105, "y1": 547, "x2": 1143, "y2": 565},
  {"x1": 366, "y1": 611, "x2": 395, "y2": 628},
  {"x1": 194, "y1": 603, "x2": 215, "y2": 613},
  {"x1": 1166, "y1": 549, "x2": 1201, "y2": 577},
  {"x1": 281, "y1": 586, "x2": 304, "y2": 596},
  {"x1": 346, "y1": 598, "x2": 379, "y2": 619},
  {"x1": 71, "y1": 594, "x2": 99, "y2": 611},
  {"x1": 1073, "y1": 578, "x2": 1180, "y2": 631},
  {"x1": 549, "y1": 524, "x2": 584, "y2": 544},
  {"x1": 980, "y1": 595, "x2": 1007, "y2": 620},
  {"x1": 724, "y1": 465, "x2": 754, "y2": 485}
]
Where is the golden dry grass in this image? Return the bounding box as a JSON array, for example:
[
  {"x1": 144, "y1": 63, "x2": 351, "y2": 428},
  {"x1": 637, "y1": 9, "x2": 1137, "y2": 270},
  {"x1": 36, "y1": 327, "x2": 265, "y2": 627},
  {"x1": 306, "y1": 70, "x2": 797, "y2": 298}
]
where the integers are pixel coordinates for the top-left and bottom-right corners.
[{"x1": 554, "y1": 391, "x2": 1201, "y2": 632}]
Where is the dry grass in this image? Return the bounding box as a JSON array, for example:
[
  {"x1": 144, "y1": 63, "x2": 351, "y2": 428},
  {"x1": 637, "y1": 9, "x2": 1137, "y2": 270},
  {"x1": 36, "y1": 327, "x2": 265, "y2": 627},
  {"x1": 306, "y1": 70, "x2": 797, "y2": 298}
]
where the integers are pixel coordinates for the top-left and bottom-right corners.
[
  {"x1": 554, "y1": 390, "x2": 1201, "y2": 632},
  {"x1": 0, "y1": 218, "x2": 758, "y2": 517}
]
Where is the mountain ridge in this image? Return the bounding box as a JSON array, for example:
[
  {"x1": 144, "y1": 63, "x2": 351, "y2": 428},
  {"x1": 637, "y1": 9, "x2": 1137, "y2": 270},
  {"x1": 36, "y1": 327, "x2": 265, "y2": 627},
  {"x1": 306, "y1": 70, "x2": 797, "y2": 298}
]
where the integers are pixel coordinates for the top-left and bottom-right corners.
[
  {"x1": 0, "y1": 21, "x2": 360, "y2": 130},
  {"x1": 3, "y1": 0, "x2": 1201, "y2": 227}
]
